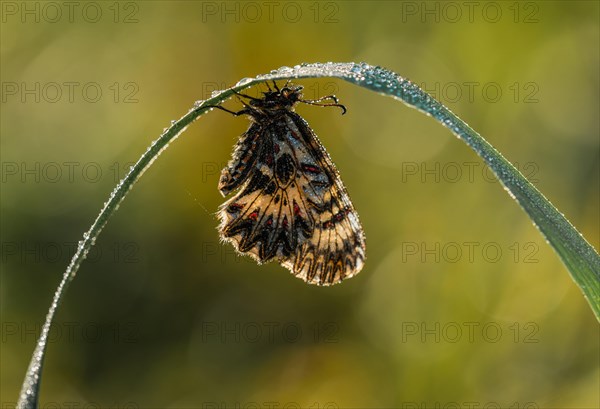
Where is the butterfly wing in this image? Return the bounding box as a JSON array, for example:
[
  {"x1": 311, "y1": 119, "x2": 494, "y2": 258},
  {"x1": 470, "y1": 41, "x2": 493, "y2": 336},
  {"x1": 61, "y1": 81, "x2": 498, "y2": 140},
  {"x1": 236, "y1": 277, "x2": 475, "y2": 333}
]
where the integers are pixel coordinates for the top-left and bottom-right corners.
[
  {"x1": 280, "y1": 112, "x2": 365, "y2": 285},
  {"x1": 218, "y1": 112, "x2": 365, "y2": 286}
]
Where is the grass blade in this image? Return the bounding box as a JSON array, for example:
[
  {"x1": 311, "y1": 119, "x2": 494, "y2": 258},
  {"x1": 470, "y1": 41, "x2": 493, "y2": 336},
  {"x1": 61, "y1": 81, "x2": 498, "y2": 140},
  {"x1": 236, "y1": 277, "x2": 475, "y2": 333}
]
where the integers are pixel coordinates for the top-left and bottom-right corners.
[
  {"x1": 18, "y1": 62, "x2": 599, "y2": 408},
  {"x1": 256, "y1": 63, "x2": 599, "y2": 320}
]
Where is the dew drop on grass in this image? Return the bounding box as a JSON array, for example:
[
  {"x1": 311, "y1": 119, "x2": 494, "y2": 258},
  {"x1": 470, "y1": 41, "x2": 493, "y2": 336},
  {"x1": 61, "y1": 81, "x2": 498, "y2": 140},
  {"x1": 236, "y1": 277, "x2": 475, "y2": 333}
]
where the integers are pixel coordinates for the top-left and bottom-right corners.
[
  {"x1": 236, "y1": 77, "x2": 253, "y2": 87},
  {"x1": 210, "y1": 90, "x2": 225, "y2": 99}
]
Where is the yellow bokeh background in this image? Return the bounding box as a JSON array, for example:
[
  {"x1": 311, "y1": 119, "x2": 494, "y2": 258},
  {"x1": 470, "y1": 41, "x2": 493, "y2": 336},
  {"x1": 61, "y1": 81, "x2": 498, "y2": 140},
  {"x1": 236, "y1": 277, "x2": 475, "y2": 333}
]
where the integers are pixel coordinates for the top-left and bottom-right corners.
[{"x1": 1, "y1": 1, "x2": 598, "y2": 407}]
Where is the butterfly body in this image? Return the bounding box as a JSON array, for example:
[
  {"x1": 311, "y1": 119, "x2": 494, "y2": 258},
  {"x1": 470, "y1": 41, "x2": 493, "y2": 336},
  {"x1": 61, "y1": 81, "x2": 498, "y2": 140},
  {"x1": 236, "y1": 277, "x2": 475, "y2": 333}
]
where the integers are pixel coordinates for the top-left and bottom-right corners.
[{"x1": 217, "y1": 85, "x2": 365, "y2": 285}]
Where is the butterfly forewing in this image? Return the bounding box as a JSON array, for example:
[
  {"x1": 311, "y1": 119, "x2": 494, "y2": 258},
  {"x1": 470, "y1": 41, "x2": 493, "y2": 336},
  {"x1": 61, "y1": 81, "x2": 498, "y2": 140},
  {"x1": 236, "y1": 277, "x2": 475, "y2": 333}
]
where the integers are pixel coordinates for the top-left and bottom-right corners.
[{"x1": 217, "y1": 85, "x2": 365, "y2": 285}]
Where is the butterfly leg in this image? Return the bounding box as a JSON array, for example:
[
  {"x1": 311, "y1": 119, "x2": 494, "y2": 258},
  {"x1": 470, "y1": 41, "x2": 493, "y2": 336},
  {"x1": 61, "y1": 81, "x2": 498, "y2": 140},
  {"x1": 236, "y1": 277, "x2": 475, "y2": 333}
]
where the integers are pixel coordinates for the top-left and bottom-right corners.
[{"x1": 205, "y1": 105, "x2": 250, "y2": 116}]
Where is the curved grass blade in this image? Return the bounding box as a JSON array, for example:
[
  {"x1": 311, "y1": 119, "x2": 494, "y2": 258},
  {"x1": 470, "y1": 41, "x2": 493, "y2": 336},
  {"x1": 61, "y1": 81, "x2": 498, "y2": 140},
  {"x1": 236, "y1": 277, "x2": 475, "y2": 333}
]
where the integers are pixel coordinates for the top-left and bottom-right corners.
[
  {"x1": 18, "y1": 62, "x2": 599, "y2": 408},
  {"x1": 17, "y1": 89, "x2": 240, "y2": 407},
  {"x1": 254, "y1": 63, "x2": 599, "y2": 320}
]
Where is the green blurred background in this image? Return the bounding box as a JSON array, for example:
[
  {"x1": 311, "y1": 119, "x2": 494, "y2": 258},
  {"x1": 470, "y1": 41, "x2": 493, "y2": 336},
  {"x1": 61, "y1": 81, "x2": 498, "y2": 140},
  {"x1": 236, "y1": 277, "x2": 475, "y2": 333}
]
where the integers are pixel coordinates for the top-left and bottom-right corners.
[{"x1": 1, "y1": 1, "x2": 598, "y2": 407}]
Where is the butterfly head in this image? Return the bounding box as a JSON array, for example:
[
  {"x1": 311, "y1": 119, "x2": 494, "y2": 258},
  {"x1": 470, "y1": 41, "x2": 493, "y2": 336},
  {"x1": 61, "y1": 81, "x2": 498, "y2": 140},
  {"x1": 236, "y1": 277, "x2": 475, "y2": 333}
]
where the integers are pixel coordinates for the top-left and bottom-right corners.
[{"x1": 248, "y1": 85, "x2": 304, "y2": 113}]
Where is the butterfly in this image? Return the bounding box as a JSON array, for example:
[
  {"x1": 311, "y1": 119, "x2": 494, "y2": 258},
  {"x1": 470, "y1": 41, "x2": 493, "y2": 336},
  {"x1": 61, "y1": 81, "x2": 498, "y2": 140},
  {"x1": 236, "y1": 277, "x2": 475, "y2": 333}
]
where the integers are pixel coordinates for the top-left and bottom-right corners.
[{"x1": 214, "y1": 82, "x2": 365, "y2": 285}]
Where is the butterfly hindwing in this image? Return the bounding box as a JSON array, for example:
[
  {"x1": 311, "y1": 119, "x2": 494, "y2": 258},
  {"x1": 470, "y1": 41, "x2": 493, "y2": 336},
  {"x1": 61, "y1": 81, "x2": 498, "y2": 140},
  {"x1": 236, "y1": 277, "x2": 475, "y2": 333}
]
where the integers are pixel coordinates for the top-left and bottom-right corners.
[{"x1": 218, "y1": 123, "x2": 263, "y2": 197}]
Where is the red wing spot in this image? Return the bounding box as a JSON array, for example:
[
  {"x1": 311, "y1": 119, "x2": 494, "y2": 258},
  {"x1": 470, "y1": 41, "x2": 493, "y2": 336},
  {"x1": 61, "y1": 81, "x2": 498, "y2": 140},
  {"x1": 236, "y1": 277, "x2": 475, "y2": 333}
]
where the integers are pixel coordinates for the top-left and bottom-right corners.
[
  {"x1": 248, "y1": 211, "x2": 259, "y2": 221},
  {"x1": 301, "y1": 163, "x2": 322, "y2": 174},
  {"x1": 293, "y1": 200, "x2": 301, "y2": 216},
  {"x1": 282, "y1": 215, "x2": 288, "y2": 229},
  {"x1": 323, "y1": 220, "x2": 334, "y2": 229},
  {"x1": 274, "y1": 144, "x2": 280, "y2": 153},
  {"x1": 334, "y1": 212, "x2": 344, "y2": 222},
  {"x1": 266, "y1": 217, "x2": 273, "y2": 226}
]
